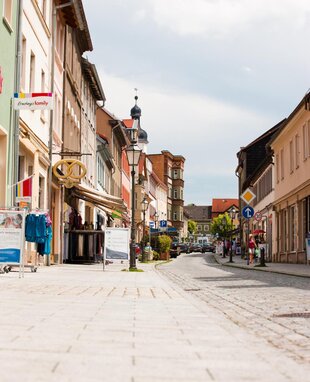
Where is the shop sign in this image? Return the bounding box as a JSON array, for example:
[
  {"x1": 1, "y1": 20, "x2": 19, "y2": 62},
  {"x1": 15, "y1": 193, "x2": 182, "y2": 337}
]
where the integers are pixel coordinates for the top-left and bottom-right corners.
[
  {"x1": 13, "y1": 92, "x2": 54, "y2": 110},
  {"x1": 53, "y1": 159, "x2": 87, "y2": 188}
]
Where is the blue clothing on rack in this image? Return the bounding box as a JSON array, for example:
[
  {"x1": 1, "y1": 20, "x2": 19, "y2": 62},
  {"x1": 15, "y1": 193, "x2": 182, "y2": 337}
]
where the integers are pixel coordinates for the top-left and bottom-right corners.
[
  {"x1": 37, "y1": 225, "x2": 52, "y2": 255},
  {"x1": 25, "y1": 214, "x2": 47, "y2": 243}
]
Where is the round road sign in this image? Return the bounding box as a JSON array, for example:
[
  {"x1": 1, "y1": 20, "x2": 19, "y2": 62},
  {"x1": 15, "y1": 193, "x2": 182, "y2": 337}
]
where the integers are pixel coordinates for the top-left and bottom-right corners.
[{"x1": 254, "y1": 212, "x2": 262, "y2": 221}]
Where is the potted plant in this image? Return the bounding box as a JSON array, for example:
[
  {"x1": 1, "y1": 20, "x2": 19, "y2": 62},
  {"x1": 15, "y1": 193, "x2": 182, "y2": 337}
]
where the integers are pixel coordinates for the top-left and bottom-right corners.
[{"x1": 157, "y1": 235, "x2": 172, "y2": 260}]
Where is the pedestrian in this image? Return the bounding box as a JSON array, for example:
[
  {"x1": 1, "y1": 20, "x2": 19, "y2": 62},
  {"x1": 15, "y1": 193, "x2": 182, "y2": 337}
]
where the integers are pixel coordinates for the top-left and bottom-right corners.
[
  {"x1": 248, "y1": 235, "x2": 256, "y2": 264},
  {"x1": 231, "y1": 238, "x2": 236, "y2": 256}
]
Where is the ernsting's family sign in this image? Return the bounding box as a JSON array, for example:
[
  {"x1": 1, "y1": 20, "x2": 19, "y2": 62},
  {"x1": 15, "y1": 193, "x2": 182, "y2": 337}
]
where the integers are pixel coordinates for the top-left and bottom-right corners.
[{"x1": 13, "y1": 92, "x2": 54, "y2": 110}]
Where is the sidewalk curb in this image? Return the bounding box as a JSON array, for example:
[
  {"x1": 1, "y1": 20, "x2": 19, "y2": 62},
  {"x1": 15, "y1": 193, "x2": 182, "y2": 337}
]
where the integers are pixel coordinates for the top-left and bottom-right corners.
[{"x1": 212, "y1": 255, "x2": 310, "y2": 279}]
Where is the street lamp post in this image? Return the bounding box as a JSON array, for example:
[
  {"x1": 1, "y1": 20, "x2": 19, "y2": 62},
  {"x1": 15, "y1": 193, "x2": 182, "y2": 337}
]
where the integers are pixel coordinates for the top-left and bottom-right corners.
[
  {"x1": 126, "y1": 128, "x2": 142, "y2": 270},
  {"x1": 141, "y1": 196, "x2": 149, "y2": 262},
  {"x1": 228, "y1": 208, "x2": 236, "y2": 263},
  {"x1": 153, "y1": 212, "x2": 159, "y2": 251},
  {"x1": 221, "y1": 216, "x2": 227, "y2": 257}
]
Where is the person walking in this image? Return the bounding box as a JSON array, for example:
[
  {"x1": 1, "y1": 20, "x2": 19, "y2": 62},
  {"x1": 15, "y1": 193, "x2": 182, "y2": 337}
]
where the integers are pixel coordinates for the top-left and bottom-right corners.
[{"x1": 248, "y1": 235, "x2": 256, "y2": 264}]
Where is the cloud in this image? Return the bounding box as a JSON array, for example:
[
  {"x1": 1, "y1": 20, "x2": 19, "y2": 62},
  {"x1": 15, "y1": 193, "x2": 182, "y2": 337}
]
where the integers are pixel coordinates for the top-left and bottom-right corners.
[
  {"x1": 147, "y1": 0, "x2": 310, "y2": 39},
  {"x1": 83, "y1": 0, "x2": 310, "y2": 204},
  {"x1": 99, "y1": 69, "x2": 274, "y2": 199}
]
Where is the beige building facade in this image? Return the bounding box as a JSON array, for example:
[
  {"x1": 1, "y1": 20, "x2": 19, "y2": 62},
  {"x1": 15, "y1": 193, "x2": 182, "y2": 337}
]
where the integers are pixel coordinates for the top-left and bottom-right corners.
[{"x1": 270, "y1": 94, "x2": 310, "y2": 264}]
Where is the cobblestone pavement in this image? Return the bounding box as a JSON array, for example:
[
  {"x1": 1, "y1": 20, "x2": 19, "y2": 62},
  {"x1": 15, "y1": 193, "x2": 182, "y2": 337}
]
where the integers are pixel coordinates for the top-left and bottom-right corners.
[
  {"x1": 0, "y1": 261, "x2": 309, "y2": 381},
  {"x1": 158, "y1": 253, "x2": 310, "y2": 367}
]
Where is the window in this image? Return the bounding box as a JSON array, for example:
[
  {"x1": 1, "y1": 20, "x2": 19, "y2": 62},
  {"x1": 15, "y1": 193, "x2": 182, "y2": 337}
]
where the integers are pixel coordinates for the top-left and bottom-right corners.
[
  {"x1": 280, "y1": 149, "x2": 284, "y2": 180},
  {"x1": 173, "y1": 188, "x2": 178, "y2": 199},
  {"x1": 289, "y1": 205, "x2": 296, "y2": 251},
  {"x1": 29, "y1": 52, "x2": 35, "y2": 92},
  {"x1": 3, "y1": 0, "x2": 13, "y2": 26},
  {"x1": 173, "y1": 169, "x2": 178, "y2": 179},
  {"x1": 173, "y1": 212, "x2": 177, "y2": 221},
  {"x1": 295, "y1": 134, "x2": 300, "y2": 169},
  {"x1": 197, "y1": 225, "x2": 201, "y2": 231},
  {"x1": 280, "y1": 209, "x2": 287, "y2": 252},
  {"x1": 204, "y1": 225, "x2": 209, "y2": 232},
  {"x1": 308, "y1": 121, "x2": 310, "y2": 158},
  {"x1": 289, "y1": 140, "x2": 294, "y2": 173},
  {"x1": 40, "y1": 70, "x2": 46, "y2": 120},
  {"x1": 38, "y1": 175, "x2": 45, "y2": 209},
  {"x1": 276, "y1": 154, "x2": 279, "y2": 183},
  {"x1": 21, "y1": 37, "x2": 26, "y2": 90},
  {"x1": 303, "y1": 124, "x2": 307, "y2": 159}
]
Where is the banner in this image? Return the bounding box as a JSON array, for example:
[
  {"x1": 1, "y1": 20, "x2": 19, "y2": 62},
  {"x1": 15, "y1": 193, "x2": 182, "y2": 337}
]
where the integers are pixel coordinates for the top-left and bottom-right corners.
[
  {"x1": 0, "y1": 210, "x2": 26, "y2": 264},
  {"x1": 104, "y1": 228, "x2": 129, "y2": 260},
  {"x1": 13, "y1": 92, "x2": 54, "y2": 110}
]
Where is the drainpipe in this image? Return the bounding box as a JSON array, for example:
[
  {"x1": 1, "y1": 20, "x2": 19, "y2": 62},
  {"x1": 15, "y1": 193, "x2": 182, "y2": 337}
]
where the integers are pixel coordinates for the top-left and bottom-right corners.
[{"x1": 12, "y1": 0, "x2": 23, "y2": 205}]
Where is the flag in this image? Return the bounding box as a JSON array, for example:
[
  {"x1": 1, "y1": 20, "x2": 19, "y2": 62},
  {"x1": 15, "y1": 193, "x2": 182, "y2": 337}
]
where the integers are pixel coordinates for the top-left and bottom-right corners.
[{"x1": 16, "y1": 176, "x2": 33, "y2": 199}]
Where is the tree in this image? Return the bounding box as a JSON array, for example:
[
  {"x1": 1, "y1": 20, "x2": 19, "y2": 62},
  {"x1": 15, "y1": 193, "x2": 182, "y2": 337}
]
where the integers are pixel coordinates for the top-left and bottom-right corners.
[
  {"x1": 210, "y1": 213, "x2": 233, "y2": 239},
  {"x1": 188, "y1": 220, "x2": 197, "y2": 235}
]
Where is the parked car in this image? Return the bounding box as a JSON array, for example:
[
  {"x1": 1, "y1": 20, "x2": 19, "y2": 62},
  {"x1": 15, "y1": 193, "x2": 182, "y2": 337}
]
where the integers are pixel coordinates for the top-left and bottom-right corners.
[
  {"x1": 189, "y1": 243, "x2": 202, "y2": 253},
  {"x1": 178, "y1": 243, "x2": 190, "y2": 253},
  {"x1": 170, "y1": 242, "x2": 181, "y2": 258},
  {"x1": 201, "y1": 242, "x2": 215, "y2": 253}
]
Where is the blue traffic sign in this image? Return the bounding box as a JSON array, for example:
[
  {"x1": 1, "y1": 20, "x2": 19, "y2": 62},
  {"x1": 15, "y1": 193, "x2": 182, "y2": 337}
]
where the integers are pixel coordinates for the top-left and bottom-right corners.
[
  {"x1": 159, "y1": 220, "x2": 167, "y2": 228},
  {"x1": 242, "y1": 205, "x2": 254, "y2": 219}
]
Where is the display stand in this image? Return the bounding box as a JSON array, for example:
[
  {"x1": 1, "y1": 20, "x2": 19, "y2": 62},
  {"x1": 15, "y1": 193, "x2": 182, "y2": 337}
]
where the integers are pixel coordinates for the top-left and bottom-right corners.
[{"x1": 0, "y1": 209, "x2": 26, "y2": 278}]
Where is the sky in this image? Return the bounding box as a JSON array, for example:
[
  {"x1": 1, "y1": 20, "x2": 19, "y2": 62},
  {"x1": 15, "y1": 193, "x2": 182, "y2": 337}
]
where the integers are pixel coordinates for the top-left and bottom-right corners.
[{"x1": 83, "y1": 0, "x2": 310, "y2": 205}]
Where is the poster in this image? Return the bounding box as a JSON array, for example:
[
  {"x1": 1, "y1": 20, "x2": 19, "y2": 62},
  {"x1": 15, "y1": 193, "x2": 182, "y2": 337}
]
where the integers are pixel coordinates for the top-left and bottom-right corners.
[
  {"x1": 0, "y1": 210, "x2": 25, "y2": 263},
  {"x1": 104, "y1": 228, "x2": 129, "y2": 260}
]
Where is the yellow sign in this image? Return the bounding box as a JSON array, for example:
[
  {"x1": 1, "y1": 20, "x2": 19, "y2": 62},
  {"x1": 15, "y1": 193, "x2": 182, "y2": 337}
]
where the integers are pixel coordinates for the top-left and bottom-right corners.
[
  {"x1": 241, "y1": 188, "x2": 256, "y2": 204},
  {"x1": 53, "y1": 159, "x2": 87, "y2": 188}
]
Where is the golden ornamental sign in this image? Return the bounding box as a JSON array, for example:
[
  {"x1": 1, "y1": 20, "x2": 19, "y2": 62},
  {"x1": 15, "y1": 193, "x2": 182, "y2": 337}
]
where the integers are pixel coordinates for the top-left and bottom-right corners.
[{"x1": 53, "y1": 159, "x2": 87, "y2": 188}]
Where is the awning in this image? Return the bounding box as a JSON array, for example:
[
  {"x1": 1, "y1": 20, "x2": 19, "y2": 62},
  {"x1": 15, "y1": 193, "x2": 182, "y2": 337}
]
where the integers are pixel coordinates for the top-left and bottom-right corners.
[{"x1": 70, "y1": 184, "x2": 127, "y2": 215}]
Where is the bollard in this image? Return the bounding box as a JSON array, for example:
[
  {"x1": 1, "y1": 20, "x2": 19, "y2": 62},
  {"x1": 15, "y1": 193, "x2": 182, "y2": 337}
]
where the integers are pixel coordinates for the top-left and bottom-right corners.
[{"x1": 260, "y1": 247, "x2": 266, "y2": 267}]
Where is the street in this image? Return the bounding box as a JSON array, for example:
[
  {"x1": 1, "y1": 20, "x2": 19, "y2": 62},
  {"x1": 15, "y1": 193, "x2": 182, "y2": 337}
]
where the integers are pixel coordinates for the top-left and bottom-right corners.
[
  {"x1": 158, "y1": 253, "x2": 310, "y2": 366},
  {"x1": 0, "y1": 257, "x2": 309, "y2": 381}
]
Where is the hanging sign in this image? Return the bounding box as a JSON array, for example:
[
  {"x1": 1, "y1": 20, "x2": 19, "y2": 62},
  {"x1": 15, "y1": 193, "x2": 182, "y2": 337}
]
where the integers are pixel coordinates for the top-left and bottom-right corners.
[
  {"x1": 53, "y1": 159, "x2": 87, "y2": 188},
  {"x1": 0, "y1": 210, "x2": 26, "y2": 264},
  {"x1": 13, "y1": 92, "x2": 54, "y2": 110}
]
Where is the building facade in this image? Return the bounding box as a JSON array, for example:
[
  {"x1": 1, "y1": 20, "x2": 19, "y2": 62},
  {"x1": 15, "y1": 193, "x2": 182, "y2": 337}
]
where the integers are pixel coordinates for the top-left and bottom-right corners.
[
  {"x1": 0, "y1": 0, "x2": 18, "y2": 206},
  {"x1": 148, "y1": 150, "x2": 185, "y2": 239},
  {"x1": 270, "y1": 94, "x2": 310, "y2": 264},
  {"x1": 184, "y1": 204, "x2": 212, "y2": 239}
]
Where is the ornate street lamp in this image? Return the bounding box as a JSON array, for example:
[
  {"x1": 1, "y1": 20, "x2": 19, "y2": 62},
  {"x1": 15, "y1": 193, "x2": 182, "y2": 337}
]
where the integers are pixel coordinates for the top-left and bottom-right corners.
[
  {"x1": 141, "y1": 196, "x2": 149, "y2": 262},
  {"x1": 126, "y1": 129, "x2": 142, "y2": 270}
]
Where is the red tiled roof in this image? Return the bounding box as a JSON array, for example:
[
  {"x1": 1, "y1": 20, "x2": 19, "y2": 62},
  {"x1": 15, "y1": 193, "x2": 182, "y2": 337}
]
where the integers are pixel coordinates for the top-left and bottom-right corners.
[
  {"x1": 212, "y1": 198, "x2": 239, "y2": 213},
  {"x1": 123, "y1": 119, "x2": 133, "y2": 128}
]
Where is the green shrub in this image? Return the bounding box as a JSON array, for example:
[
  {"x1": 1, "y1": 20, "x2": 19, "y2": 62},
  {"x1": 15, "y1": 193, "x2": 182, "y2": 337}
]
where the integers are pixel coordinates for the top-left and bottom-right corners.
[
  {"x1": 158, "y1": 235, "x2": 172, "y2": 254},
  {"x1": 152, "y1": 251, "x2": 160, "y2": 261}
]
